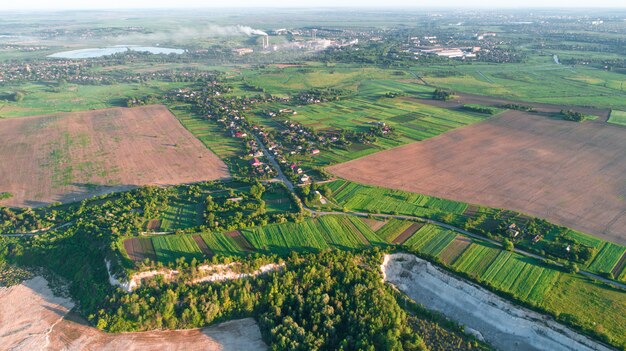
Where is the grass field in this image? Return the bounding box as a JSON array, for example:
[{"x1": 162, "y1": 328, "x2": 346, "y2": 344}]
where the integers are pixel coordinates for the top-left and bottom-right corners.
[
  {"x1": 376, "y1": 219, "x2": 414, "y2": 243},
  {"x1": 411, "y1": 62, "x2": 626, "y2": 110},
  {"x1": 587, "y1": 242, "x2": 626, "y2": 275},
  {"x1": 125, "y1": 215, "x2": 386, "y2": 261},
  {"x1": 240, "y1": 215, "x2": 379, "y2": 255},
  {"x1": 327, "y1": 180, "x2": 467, "y2": 217},
  {"x1": 607, "y1": 110, "x2": 626, "y2": 126},
  {"x1": 403, "y1": 224, "x2": 457, "y2": 256},
  {"x1": 0, "y1": 81, "x2": 186, "y2": 118},
  {"x1": 151, "y1": 235, "x2": 204, "y2": 264}
]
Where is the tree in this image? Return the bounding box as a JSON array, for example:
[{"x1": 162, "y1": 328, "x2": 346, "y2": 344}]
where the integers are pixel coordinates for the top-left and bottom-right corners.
[{"x1": 503, "y1": 238, "x2": 514, "y2": 251}]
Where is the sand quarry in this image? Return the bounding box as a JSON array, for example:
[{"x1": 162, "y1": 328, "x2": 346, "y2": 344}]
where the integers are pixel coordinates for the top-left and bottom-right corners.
[
  {"x1": 0, "y1": 276, "x2": 267, "y2": 350},
  {"x1": 382, "y1": 253, "x2": 612, "y2": 351},
  {"x1": 329, "y1": 111, "x2": 626, "y2": 245},
  {"x1": 0, "y1": 105, "x2": 229, "y2": 208}
]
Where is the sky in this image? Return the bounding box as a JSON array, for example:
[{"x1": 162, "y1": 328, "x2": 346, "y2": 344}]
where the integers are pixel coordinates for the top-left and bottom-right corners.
[{"x1": 3, "y1": 0, "x2": 626, "y2": 10}]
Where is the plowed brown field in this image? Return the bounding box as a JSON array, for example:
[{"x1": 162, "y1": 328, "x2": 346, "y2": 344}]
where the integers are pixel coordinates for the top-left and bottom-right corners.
[
  {"x1": 0, "y1": 105, "x2": 229, "y2": 208},
  {"x1": 329, "y1": 111, "x2": 626, "y2": 245}
]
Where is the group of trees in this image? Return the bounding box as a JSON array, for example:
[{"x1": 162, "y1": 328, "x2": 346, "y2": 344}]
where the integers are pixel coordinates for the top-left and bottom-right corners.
[
  {"x1": 560, "y1": 109, "x2": 589, "y2": 122},
  {"x1": 95, "y1": 250, "x2": 429, "y2": 350},
  {"x1": 432, "y1": 88, "x2": 455, "y2": 101}
]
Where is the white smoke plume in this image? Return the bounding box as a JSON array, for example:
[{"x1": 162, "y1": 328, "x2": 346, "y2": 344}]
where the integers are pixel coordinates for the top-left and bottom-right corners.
[{"x1": 99, "y1": 25, "x2": 267, "y2": 44}]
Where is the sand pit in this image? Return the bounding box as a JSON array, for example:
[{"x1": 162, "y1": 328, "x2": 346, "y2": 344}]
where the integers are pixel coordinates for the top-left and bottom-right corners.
[
  {"x1": 0, "y1": 277, "x2": 267, "y2": 350},
  {"x1": 329, "y1": 112, "x2": 626, "y2": 245},
  {"x1": 0, "y1": 105, "x2": 229, "y2": 208},
  {"x1": 382, "y1": 253, "x2": 612, "y2": 351}
]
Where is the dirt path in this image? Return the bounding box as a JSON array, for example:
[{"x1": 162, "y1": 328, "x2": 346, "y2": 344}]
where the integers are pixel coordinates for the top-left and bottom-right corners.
[
  {"x1": 0, "y1": 276, "x2": 267, "y2": 350},
  {"x1": 382, "y1": 253, "x2": 613, "y2": 351}
]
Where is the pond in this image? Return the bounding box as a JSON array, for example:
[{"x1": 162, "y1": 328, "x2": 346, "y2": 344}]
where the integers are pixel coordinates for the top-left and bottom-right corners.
[{"x1": 48, "y1": 46, "x2": 184, "y2": 59}]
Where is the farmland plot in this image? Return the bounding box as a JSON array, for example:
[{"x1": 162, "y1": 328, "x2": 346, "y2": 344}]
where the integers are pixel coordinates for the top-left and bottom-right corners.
[
  {"x1": 329, "y1": 111, "x2": 626, "y2": 245},
  {"x1": 0, "y1": 105, "x2": 229, "y2": 208}
]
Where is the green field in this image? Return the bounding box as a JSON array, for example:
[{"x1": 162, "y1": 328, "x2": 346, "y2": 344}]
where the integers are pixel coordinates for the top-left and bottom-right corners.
[
  {"x1": 130, "y1": 215, "x2": 386, "y2": 260},
  {"x1": 168, "y1": 103, "x2": 245, "y2": 160},
  {"x1": 607, "y1": 110, "x2": 626, "y2": 126},
  {"x1": 328, "y1": 180, "x2": 467, "y2": 216},
  {"x1": 411, "y1": 61, "x2": 626, "y2": 110},
  {"x1": 587, "y1": 242, "x2": 626, "y2": 275},
  {"x1": 241, "y1": 215, "x2": 379, "y2": 255},
  {"x1": 376, "y1": 219, "x2": 414, "y2": 243},
  {"x1": 0, "y1": 81, "x2": 186, "y2": 118},
  {"x1": 151, "y1": 235, "x2": 203, "y2": 263},
  {"x1": 160, "y1": 197, "x2": 202, "y2": 231},
  {"x1": 403, "y1": 224, "x2": 457, "y2": 256}
]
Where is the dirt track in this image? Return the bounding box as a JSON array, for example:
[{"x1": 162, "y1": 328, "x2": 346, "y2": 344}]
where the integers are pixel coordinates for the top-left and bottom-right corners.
[
  {"x1": 0, "y1": 105, "x2": 229, "y2": 208},
  {"x1": 329, "y1": 111, "x2": 626, "y2": 245},
  {"x1": 0, "y1": 276, "x2": 267, "y2": 350}
]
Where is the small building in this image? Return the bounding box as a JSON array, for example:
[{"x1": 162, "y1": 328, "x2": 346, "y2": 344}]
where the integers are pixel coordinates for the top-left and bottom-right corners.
[
  {"x1": 250, "y1": 158, "x2": 263, "y2": 167},
  {"x1": 300, "y1": 175, "x2": 310, "y2": 183},
  {"x1": 311, "y1": 149, "x2": 320, "y2": 155}
]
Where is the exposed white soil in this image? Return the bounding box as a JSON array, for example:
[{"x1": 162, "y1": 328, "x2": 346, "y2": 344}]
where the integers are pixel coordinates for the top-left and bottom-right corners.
[
  {"x1": 0, "y1": 276, "x2": 267, "y2": 350},
  {"x1": 0, "y1": 276, "x2": 75, "y2": 350},
  {"x1": 382, "y1": 253, "x2": 613, "y2": 351},
  {"x1": 107, "y1": 260, "x2": 284, "y2": 292}
]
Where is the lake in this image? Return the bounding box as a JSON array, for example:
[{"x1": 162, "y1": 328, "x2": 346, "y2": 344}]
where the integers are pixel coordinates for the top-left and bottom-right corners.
[{"x1": 48, "y1": 46, "x2": 184, "y2": 59}]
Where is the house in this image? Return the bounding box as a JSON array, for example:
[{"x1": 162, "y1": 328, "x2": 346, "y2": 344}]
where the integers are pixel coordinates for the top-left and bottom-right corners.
[
  {"x1": 235, "y1": 131, "x2": 247, "y2": 138},
  {"x1": 311, "y1": 149, "x2": 320, "y2": 155},
  {"x1": 250, "y1": 158, "x2": 263, "y2": 167},
  {"x1": 300, "y1": 174, "x2": 310, "y2": 183},
  {"x1": 506, "y1": 223, "x2": 520, "y2": 238}
]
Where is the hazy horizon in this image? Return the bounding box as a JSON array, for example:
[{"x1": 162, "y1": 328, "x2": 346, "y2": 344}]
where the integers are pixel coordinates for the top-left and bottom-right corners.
[{"x1": 3, "y1": 0, "x2": 626, "y2": 11}]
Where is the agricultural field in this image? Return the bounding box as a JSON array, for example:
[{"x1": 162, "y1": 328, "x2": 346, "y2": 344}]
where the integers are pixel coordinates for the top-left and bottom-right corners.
[
  {"x1": 327, "y1": 179, "x2": 467, "y2": 217},
  {"x1": 241, "y1": 215, "x2": 383, "y2": 255},
  {"x1": 438, "y1": 237, "x2": 472, "y2": 265},
  {"x1": 168, "y1": 103, "x2": 244, "y2": 161},
  {"x1": 124, "y1": 215, "x2": 386, "y2": 262},
  {"x1": 328, "y1": 111, "x2": 626, "y2": 245},
  {"x1": 0, "y1": 81, "x2": 187, "y2": 118},
  {"x1": 607, "y1": 110, "x2": 626, "y2": 127},
  {"x1": 411, "y1": 61, "x2": 626, "y2": 110},
  {"x1": 0, "y1": 105, "x2": 229, "y2": 208},
  {"x1": 587, "y1": 242, "x2": 626, "y2": 276},
  {"x1": 376, "y1": 219, "x2": 415, "y2": 243},
  {"x1": 261, "y1": 185, "x2": 297, "y2": 214},
  {"x1": 403, "y1": 224, "x2": 457, "y2": 256}
]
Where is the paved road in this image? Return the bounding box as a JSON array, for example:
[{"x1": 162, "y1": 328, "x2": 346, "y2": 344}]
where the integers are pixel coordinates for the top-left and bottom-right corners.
[{"x1": 253, "y1": 135, "x2": 295, "y2": 192}]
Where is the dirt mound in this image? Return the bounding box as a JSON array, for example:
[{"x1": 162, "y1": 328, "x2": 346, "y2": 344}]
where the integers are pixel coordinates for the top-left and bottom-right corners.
[{"x1": 0, "y1": 105, "x2": 229, "y2": 208}]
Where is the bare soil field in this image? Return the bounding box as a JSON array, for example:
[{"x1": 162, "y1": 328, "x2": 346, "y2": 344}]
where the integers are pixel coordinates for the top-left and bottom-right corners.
[
  {"x1": 329, "y1": 111, "x2": 626, "y2": 245},
  {"x1": 392, "y1": 222, "x2": 425, "y2": 244},
  {"x1": 0, "y1": 105, "x2": 229, "y2": 208},
  {"x1": 0, "y1": 276, "x2": 267, "y2": 351}
]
